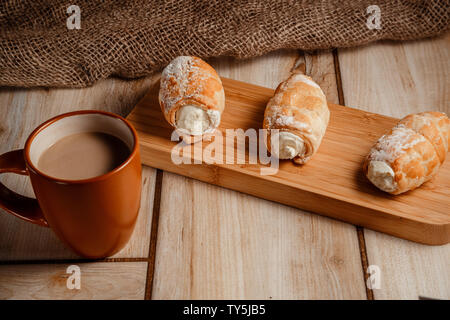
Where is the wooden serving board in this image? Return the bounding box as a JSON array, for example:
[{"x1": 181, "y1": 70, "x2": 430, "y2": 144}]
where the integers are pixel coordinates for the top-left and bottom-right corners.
[{"x1": 127, "y1": 78, "x2": 450, "y2": 245}]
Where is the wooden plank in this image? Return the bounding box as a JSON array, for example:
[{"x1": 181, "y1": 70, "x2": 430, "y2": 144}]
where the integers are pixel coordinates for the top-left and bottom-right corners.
[
  {"x1": 339, "y1": 34, "x2": 450, "y2": 298},
  {"x1": 151, "y1": 50, "x2": 366, "y2": 299},
  {"x1": 127, "y1": 77, "x2": 450, "y2": 245},
  {"x1": 0, "y1": 77, "x2": 158, "y2": 260},
  {"x1": 0, "y1": 262, "x2": 147, "y2": 299}
]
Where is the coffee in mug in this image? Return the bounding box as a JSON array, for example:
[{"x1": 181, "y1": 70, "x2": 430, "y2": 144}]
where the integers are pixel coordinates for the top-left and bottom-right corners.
[{"x1": 37, "y1": 132, "x2": 131, "y2": 180}]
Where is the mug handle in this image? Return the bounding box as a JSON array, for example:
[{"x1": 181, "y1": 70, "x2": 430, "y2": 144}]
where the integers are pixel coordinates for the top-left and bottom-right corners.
[{"x1": 0, "y1": 149, "x2": 48, "y2": 227}]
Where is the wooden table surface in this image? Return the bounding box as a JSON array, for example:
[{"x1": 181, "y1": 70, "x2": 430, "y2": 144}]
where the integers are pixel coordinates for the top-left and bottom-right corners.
[{"x1": 0, "y1": 33, "x2": 448, "y2": 300}]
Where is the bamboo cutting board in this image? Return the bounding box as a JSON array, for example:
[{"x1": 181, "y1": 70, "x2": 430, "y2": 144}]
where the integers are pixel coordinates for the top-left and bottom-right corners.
[{"x1": 127, "y1": 77, "x2": 450, "y2": 245}]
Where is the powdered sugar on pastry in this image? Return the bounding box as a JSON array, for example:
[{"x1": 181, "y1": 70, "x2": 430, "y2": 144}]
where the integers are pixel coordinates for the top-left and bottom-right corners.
[
  {"x1": 158, "y1": 56, "x2": 225, "y2": 137},
  {"x1": 364, "y1": 111, "x2": 449, "y2": 195},
  {"x1": 368, "y1": 124, "x2": 426, "y2": 164},
  {"x1": 263, "y1": 73, "x2": 329, "y2": 164},
  {"x1": 366, "y1": 125, "x2": 426, "y2": 193},
  {"x1": 159, "y1": 56, "x2": 195, "y2": 113}
]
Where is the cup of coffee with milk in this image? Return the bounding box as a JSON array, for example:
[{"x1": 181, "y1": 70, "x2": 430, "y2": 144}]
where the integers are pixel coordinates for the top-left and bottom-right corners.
[{"x1": 0, "y1": 110, "x2": 142, "y2": 258}]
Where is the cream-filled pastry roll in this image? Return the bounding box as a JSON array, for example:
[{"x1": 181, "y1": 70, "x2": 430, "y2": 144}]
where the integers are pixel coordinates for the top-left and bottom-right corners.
[
  {"x1": 263, "y1": 73, "x2": 330, "y2": 164},
  {"x1": 363, "y1": 111, "x2": 449, "y2": 195},
  {"x1": 159, "y1": 56, "x2": 225, "y2": 137}
]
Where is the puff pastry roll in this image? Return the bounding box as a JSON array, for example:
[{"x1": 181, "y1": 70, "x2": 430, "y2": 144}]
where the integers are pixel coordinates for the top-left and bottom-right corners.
[
  {"x1": 363, "y1": 111, "x2": 449, "y2": 195},
  {"x1": 159, "y1": 56, "x2": 225, "y2": 136},
  {"x1": 263, "y1": 73, "x2": 330, "y2": 164}
]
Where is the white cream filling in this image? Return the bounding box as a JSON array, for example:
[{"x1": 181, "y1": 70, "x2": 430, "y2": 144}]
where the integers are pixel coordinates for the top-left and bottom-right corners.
[
  {"x1": 367, "y1": 161, "x2": 397, "y2": 193},
  {"x1": 175, "y1": 105, "x2": 220, "y2": 135},
  {"x1": 273, "y1": 132, "x2": 305, "y2": 159}
]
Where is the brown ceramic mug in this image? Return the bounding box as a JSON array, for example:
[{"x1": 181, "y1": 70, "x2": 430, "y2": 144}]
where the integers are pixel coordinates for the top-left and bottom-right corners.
[{"x1": 0, "y1": 110, "x2": 142, "y2": 258}]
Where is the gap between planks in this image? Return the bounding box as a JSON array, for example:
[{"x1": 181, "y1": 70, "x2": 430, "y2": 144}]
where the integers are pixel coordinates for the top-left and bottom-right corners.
[
  {"x1": 144, "y1": 169, "x2": 164, "y2": 300},
  {"x1": 332, "y1": 48, "x2": 374, "y2": 300}
]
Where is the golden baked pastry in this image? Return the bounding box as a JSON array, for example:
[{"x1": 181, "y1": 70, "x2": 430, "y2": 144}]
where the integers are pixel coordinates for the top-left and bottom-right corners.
[
  {"x1": 263, "y1": 73, "x2": 330, "y2": 164},
  {"x1": 363, "y1": 111, "x2": 449, "y2": 194},
  {"x1": 159, "y1": 56, "x2": 225, "y2": 136}
]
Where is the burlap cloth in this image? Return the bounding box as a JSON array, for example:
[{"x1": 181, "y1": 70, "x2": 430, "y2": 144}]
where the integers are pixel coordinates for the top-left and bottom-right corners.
[{"x1": 0, "y1": 0, "x2": 449, "y2": 88}]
